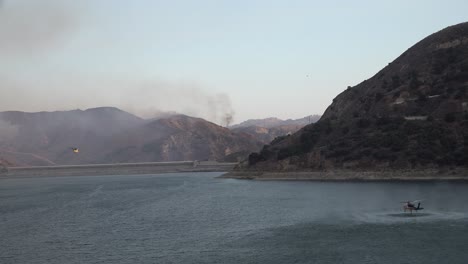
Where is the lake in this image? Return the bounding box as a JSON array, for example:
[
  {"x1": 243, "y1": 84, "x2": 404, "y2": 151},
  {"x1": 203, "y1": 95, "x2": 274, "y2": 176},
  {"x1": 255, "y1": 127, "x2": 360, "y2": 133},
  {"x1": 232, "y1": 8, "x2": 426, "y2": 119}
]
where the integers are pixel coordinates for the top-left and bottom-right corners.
[{"x1": 1, "y1": 172, "x2": 468, "y2": 263}]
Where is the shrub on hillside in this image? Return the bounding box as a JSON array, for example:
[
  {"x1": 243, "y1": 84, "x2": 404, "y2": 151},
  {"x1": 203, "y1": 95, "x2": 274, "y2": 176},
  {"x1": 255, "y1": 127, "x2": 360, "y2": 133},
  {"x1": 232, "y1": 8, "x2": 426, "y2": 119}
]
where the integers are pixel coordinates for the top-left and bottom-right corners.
[
  {"x1": 277, "y1": 145, "x2": 301, "y2": 160},
  {"x1": 391, "y1": 75, "x2": 401, "y2": 89},
  {"x1": 445, "y1": 113, "x2": 456, "y2": 123},
  {"x1": 271, "y1": 135, "x2": 288, "y2": 145},
  {"x1": 375, "y1": 92, "x2": 384, "y2": 101},
  {"x1": 357, "y1": 118, "x2": 372, "y2": 128},
  {"x1": 248, "y1": 152, "x2": 264, "y2": 165},
  {"x1": 372, "y1": 149, "x2": 397, "y2": 161}
]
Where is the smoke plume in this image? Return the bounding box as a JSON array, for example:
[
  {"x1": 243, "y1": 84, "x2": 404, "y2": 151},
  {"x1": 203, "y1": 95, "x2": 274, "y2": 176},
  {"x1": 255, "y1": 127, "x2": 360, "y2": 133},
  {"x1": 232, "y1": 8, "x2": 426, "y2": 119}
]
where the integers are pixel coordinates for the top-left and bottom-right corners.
[
  {"x1": 0, "y1": 77, "x2": 236, "y2": 125},
  {"x1": 0, "y1": 119, "x2": 18, "y2": 142},
  {"x1": 0, "y1": 0, "x2": 78, "y2": 56},
  {"x1": 0, "y1": 1, "x2": 235, "y2": 125},
  {"x1": 120, "y1": 80, "x2": 236, "y2": 125}
]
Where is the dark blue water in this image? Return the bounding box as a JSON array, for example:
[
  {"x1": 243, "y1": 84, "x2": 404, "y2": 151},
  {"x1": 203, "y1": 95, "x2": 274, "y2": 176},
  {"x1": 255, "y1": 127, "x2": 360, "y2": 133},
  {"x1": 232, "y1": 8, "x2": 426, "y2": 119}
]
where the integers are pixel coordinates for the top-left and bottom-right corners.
[{"x1": 1, "y1": 172, "x2": 468, "y2": 264}]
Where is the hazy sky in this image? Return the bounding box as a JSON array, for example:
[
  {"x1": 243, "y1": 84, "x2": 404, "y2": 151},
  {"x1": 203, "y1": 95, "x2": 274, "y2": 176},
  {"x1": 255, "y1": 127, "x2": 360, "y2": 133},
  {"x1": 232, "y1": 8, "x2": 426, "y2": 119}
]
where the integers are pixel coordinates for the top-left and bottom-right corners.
[{"x1": 1, "y1": 0, "x2": 467, "y2": 124}]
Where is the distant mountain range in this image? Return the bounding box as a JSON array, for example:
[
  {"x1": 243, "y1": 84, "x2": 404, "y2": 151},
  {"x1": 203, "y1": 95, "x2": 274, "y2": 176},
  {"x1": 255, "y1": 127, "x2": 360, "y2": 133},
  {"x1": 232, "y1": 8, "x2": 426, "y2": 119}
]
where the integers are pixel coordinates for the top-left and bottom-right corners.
[
  {"x1": 229, "y1": 115, "x2": 320, "y2": 144},
  {"x1": 231, "y1": 125, "x2": 304, "y2": 145},
  {"x1": 0, "y1": 107, "x2": 263, "y2": 166},
  {"x1": 247, "y1": 22, "x2": 468, "y2": 171},
  {"x1": 230, "y1": 115, "x2": 320, "y2": 129}
]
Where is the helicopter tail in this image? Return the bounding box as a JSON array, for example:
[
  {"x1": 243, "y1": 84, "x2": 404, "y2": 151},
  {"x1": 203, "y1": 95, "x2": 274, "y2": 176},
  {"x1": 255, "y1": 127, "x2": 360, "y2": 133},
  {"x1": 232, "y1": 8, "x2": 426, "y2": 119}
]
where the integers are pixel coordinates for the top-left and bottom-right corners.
[{"x1": 416, "y1": 202, "x2": 424, "y2": 210}]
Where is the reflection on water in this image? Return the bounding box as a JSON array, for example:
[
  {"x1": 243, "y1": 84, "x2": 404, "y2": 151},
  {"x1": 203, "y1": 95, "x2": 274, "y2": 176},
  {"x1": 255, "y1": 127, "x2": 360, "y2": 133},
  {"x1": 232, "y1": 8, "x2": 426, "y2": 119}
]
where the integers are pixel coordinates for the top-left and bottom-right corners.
[
  {"x1": 1, "y1": 173, "x2": 468, "y2": 264},
  {"x1": 354, "y1": 211, "x2": 468, "y2": 223},
  {"x1": 387, "y1": 212, "x2": 432, "y2": 217}
]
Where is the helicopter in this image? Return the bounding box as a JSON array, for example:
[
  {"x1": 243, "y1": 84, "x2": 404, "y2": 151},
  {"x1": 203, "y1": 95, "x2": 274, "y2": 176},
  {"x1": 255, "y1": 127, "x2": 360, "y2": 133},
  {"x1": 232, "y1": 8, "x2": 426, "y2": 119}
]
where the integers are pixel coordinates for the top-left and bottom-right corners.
[
  {"x1": 402, "y1": 200, "x2": 424, "y2": 213},
  {"x1": 70, "y1": 147, "x2": 79, "y2": 153}
]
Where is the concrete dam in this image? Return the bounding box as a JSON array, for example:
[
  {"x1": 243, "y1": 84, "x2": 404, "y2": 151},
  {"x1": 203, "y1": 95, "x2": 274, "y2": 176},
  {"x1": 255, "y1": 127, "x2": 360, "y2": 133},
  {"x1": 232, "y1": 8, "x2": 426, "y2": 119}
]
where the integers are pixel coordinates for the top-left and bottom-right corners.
[{"x1": 1, "y1": 161, "x2": 238, "y2": 178}]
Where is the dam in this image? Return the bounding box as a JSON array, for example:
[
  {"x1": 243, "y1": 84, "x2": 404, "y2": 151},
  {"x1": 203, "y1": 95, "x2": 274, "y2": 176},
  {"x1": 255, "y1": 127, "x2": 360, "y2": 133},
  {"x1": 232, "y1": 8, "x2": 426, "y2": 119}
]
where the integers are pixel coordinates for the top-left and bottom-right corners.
[{"x1": 0, "y1": 161, "x2": 238, "y2": 177}]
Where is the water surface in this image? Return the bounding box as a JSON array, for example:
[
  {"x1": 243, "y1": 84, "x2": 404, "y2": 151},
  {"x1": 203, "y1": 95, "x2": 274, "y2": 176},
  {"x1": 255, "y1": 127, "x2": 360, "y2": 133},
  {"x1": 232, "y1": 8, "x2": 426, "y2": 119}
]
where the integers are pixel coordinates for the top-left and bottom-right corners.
[{"x1": 1, "y1": 172, "x2": 468, "y2": 263}]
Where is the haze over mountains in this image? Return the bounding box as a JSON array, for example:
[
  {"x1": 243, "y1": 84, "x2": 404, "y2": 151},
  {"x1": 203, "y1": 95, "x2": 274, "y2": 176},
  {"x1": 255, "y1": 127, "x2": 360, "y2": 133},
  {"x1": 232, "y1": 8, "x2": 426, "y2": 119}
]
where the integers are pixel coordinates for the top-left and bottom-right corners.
[
  {"x1": 0, "y1": 107, "x2": 266, "y2": 166},
  {"x1": 247, "y1": 22, "x2": 468, "y2": 171},
  {"x1": 230, "y1": 115, "x2": 320, "y2": 129},
  {"x1": 0, "y1": 103, "x2": 322, "y2": 167},
  {"x1": 3, "y1": 19, "x2": 466, "y2": 174},
  {"x1": 230, "y1": 115, "x2": 320, "y2": 144}
]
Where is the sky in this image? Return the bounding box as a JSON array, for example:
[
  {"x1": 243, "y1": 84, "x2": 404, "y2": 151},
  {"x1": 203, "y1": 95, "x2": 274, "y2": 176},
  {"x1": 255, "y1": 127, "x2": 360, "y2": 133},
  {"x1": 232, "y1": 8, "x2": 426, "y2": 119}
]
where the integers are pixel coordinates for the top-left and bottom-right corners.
[{"x1": 1, "y1": 0, "x2": 468, "y2": 125}]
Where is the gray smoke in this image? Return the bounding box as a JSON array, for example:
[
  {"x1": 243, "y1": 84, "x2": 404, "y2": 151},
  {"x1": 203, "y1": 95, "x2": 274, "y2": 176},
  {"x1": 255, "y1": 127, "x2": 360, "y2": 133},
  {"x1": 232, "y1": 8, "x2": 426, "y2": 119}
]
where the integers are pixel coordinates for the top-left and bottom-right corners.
[
  {"x1": 0, "y1": 119, "x2": 18, "y2": 142},
  {"x1": 120, "y1": 80, "x2": 236, "y2": 125},
  {"x1": 0, "y1": 77, "x2": 236, "y2": 125},
  {"x1": 224, "y1": 113, "x2": 234, "y2": 127},
  {"x1": 205, "y1": 93, "x2": 235, "y2": 127},
  {"x1": 0, "y1": 0, "x2": 78, "y2": 56},
  {"x1": 0, "y1": 1, "x2": 236, "y2": 125}
]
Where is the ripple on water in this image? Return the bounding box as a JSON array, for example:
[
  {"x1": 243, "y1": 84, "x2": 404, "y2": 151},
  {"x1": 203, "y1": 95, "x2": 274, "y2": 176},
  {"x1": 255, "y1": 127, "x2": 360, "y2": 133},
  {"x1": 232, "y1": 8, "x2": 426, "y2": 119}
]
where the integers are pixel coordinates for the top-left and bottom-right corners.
[
  {"x1": 352, "y1": 211, "x2": 468, "y2": 224},
  {"x1": 387, "y1": 212, "x2": 432, "y2": 218}
]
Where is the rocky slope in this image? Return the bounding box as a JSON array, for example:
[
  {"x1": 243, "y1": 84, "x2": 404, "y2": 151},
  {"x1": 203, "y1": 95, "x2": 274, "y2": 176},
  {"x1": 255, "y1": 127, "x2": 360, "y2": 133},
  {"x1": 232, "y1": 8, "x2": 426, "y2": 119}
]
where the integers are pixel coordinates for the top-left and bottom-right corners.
[
  {"x1": 105, "y1": 115, "x2": 263, "y2": 163},
  {"x1": 246, "y1": 22, "x2": 468, "y2": 171},
  {"x1": 0, "y1": 108, "x2": 262, "y2": 165}
]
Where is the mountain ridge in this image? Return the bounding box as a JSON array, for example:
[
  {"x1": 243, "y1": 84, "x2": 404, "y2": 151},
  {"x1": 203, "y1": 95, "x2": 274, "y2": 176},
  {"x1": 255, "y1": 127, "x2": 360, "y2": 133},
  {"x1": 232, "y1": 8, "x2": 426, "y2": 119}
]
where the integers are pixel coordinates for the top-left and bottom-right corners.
[
  {"x1": 0, "y1": 108, "x2": 262, "y2": 166},
  {"x1": 244, "y1": 22, "x2": 468, "y2": 172},
  {"x1": 231, "y1": 115, "x2": 320, "y2": 129}
]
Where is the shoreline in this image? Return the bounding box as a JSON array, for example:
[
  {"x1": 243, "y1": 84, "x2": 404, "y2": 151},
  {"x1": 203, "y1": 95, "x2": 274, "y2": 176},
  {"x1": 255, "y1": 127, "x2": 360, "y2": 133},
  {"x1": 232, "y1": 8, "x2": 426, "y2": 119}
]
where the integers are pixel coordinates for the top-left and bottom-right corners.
[
  {"x1": 220, "y1": 169, "x2": 468, "y2": 182},
  {"x1": 2, "y1": 163, "x2": 467, "y2": 182},
  {"x1": 0, "y1": 161, "x2": 237, "y2": 178}
]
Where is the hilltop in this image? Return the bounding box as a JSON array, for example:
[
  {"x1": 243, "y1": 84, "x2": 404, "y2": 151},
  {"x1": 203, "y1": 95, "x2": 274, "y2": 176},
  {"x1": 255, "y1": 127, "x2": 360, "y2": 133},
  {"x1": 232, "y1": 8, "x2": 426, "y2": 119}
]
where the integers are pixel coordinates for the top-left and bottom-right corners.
[{"x1": 239, "y1": 22, "x2": 468, "y2": 176}]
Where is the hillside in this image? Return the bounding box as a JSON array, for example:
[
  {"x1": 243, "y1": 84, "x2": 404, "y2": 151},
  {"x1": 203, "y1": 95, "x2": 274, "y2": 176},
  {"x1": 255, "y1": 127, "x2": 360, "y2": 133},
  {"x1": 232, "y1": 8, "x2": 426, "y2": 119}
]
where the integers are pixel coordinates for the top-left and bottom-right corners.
[
  {"x1": 0, "y1": 107, "x2": 144, "y2": 165},
  {"x1": 246, "y1": 22, "x2": 468, "y2": 171},
  {"x1": 104, "y1": 115, "x2": 263, "y2": 163},
  {"x1": 231, "y1": 125, "x2": 304, "y2": 144},
  {"x1": 230, "y1": 115, "x2": 320, "y2": 144},
  {"x1": 0, "y1": 108, "x2": 262, "y2": 166}
]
